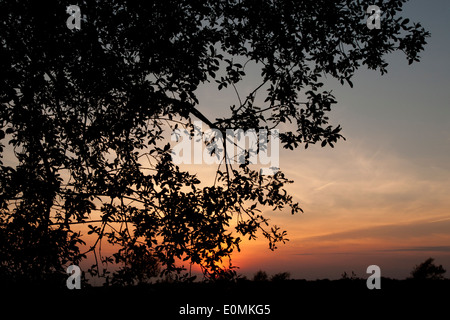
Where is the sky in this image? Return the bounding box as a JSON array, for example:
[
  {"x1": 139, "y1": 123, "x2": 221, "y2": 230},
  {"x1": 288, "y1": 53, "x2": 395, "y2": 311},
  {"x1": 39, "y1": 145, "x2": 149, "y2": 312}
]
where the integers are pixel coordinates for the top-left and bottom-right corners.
[
  {"x1": 4, "y1": 0, "x2": 448, "y2": 282},
  {"x1": 190, "y1": 0, "x2": 450, "y2": 280}
]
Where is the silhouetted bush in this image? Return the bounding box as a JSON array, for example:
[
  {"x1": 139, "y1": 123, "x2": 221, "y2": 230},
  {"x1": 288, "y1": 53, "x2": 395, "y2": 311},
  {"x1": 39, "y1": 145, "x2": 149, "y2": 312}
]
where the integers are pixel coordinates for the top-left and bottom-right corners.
[
  {"x1": 253, "y1": 270, "x2": 268, "y2": 281},
  {"x1": 271, "y1": 272, "x2": 291, "y2": 281},
  {"x1": 340, "y1": 271, "x2": 358, "y2": 280},
  {"x1": 410, "y1": 258, "x2": 446, "y2": 280}
]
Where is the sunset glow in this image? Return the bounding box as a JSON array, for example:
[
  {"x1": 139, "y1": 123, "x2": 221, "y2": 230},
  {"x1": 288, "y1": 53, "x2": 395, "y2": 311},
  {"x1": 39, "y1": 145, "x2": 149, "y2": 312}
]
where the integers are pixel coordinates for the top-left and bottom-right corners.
[{"x1": 182, "y1": 1, "x2": 450, "y2": 280}]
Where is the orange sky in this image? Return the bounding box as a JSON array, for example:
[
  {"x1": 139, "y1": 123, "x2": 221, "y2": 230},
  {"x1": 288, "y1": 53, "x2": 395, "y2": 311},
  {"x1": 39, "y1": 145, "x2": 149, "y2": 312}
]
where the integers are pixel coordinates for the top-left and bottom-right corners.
[
  {"x1": 179, "y1": 137, "x2": 450, "y2": 279},
  {"x1": 74, "y1": 135, "x2": 450, "y2": 280}
]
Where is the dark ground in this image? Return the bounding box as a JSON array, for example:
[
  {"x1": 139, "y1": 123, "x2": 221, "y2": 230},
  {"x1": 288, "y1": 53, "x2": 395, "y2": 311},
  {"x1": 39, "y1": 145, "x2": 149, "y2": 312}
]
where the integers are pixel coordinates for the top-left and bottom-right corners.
[{"x1": 2, "y1": 278, "x2": 449, "y2": 318}]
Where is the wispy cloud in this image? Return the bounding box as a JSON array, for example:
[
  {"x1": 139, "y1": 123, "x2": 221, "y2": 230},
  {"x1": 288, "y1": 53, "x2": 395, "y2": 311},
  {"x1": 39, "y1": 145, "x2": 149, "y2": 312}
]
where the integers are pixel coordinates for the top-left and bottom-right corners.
[
  {"x1": 302, "y1": 216, "x2": 450, "y2": 242},
  {"x1": 313, "y1": 182, "x2": 336, "y2": 192},
  {"x1": 377, "y1": 246, "x2": 450, "y2": 252}
]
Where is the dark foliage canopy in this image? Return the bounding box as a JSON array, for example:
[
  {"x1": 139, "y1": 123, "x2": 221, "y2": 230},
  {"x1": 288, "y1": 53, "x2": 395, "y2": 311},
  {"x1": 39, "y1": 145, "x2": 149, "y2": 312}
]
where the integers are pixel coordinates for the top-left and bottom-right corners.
[{"x1": 0, "y1": 0, "x2": 429, "y2": 285}]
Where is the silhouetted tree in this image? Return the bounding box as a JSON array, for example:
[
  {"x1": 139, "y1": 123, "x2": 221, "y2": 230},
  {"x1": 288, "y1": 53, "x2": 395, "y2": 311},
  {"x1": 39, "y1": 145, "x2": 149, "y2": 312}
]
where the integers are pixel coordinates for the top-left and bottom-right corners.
[
  {"x1": 341, "y1": 271, "x2": 358, "y2": 280},
  {"x1": 410, "y1": 258, "x2": 446, "y2": 280},
  {"x1": 0, "y1": 0, "x2": 429, "y2": 284},
  {"x1": 271, "y1": 272, "x2": 290, "y2": 281},
  {"x1": 253, "y1": 270, "x2": 269, "y2": 282},
  {"x1": 109, "y1": 243, "x2": 161, "y2": 286}
]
